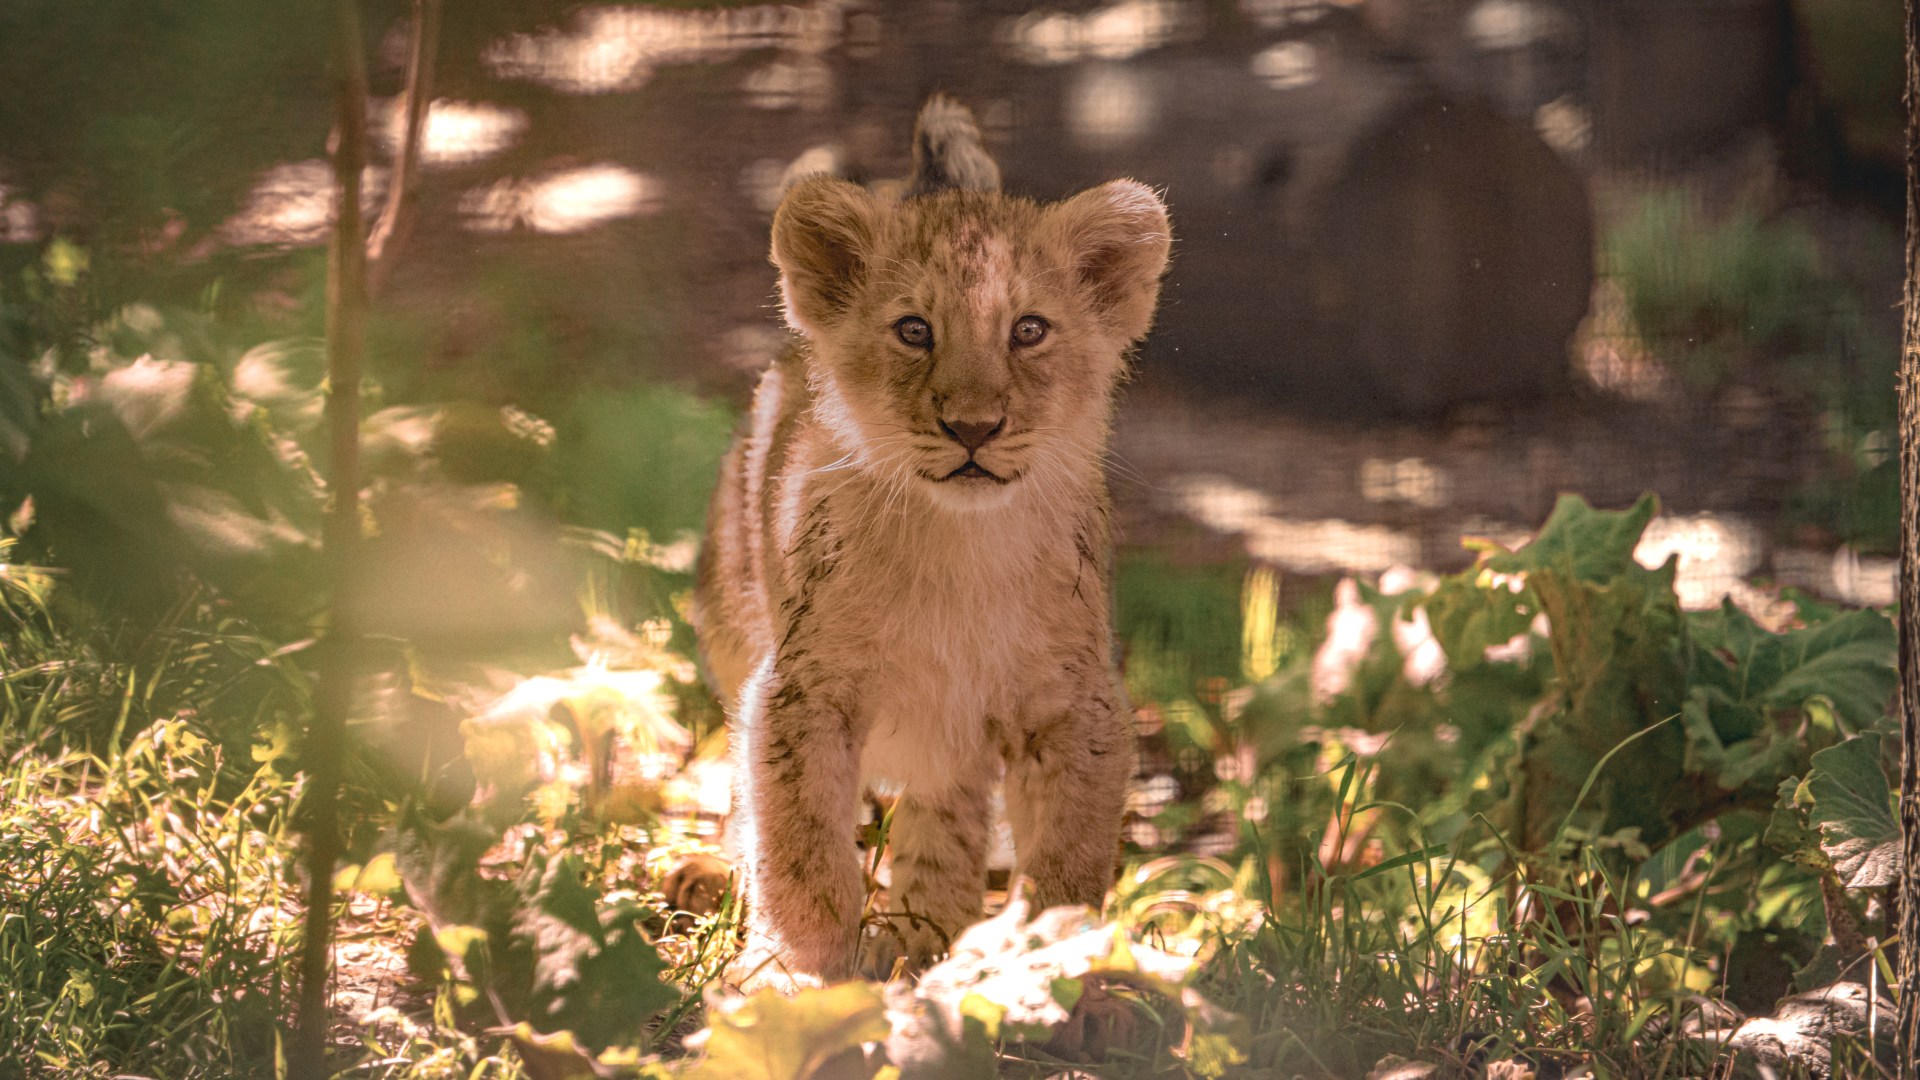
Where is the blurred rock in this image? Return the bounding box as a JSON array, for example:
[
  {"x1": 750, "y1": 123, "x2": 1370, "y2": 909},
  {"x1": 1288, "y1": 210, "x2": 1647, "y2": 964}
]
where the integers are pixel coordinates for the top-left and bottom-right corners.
[
  {"x1": 1367, "y1": 1056, "x2": 1442, "y2": 1080},
  {"x1": 1694, "y1": 981, "x2": 1898, "y2": 1079}
]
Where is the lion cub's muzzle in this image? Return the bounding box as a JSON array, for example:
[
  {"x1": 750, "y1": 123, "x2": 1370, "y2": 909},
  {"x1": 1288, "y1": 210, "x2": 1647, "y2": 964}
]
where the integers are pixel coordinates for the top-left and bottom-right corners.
[{"x1": 934, "y1": 415, "x2": 1011, "y2": 484}]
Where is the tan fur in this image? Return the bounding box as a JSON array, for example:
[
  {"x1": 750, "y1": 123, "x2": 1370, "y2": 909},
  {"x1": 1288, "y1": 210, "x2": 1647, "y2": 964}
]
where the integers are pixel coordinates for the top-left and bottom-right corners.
[{"x1": 692, "y1": 109, "x2": 1171, "y2": 982}]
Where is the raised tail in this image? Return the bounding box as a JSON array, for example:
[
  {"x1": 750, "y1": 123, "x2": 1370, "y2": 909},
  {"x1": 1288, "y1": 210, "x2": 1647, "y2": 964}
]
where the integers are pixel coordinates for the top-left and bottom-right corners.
[{"x1": 905, "y1": 93, "x2": 1002, "y2": 197}]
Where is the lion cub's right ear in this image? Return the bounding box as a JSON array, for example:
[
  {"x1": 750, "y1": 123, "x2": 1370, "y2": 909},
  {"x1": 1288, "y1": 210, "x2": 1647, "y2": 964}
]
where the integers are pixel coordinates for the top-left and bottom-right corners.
[{"x1": 771, "y1": 176, "x2": 879, "y2": 336}]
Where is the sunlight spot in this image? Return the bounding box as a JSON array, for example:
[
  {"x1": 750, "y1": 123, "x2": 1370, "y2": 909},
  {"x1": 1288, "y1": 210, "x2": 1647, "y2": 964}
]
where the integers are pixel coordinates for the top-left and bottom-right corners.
[
  {"x1": 484, "y1": 4, "x2": 841, "y2": 95},
  {"x1": 1465, "y1": 0, "x2": 1570, "y2": 50},
  {"x1": 741, "y1": 144, "x2": 843, "y2": 213},
  {"x1": 1359, "y1": 456, "x2": 1450, "y2": 509},
  {"x1": 1173, "y1": 475, "x2": 1421, "y2": 575},
  {"x1": 99, "y1": 355, "x2": 196, "y2": 440},
  {"x1": 460, "y1": 164, "x2": 660, "y2": 235},
  {"x1": 1004, "y1": 0, "x2": 1198, "y2": 64},
  {"x1": 1252, "y1": 41, "x2": 1320, "y2": 91},
  {"x1": 1238, "y1": 0, "x2": 1332, "y2": 30},
  {"x1": 1129, "y1": 774, "x2": 1180, "y2": 821},
  {"x1": 1534, "y1": 95, "x2": 1591, "y2": 155},
  {"x1": 1830, "y1": 548, "x2": 1897, "y2": 607},
  {"x1": 219, "y1": 161, "x2": 387, "y2": 247},
  {"x1": 1579, "y1": 281, "x2": 1679, "y2": 402},
  {"x1": 1634, "y1": 512, "x2": 1762, "y2": 610},
  {"x1": 1246, "y1": 517, "x2": 1420, "y2": 576},
  {"x1": 1066, "y1": 65, "x2": 1158, "y2": 149},
  {"x1": 741, "y1": 58, "x2": 832, "y2": 110},
  {"x1": 1128, "y1": 820, "x2": 1168, "y2": 847},
  {"x1": 381, "y1": 99, "x2": 529, "y2": 167},
  {"x1": 0, "y1": 185, "x2": 41, "y2": 243},
  {"x1": 1775, "y1": 546, "x2": 1897, "y2": 608}
]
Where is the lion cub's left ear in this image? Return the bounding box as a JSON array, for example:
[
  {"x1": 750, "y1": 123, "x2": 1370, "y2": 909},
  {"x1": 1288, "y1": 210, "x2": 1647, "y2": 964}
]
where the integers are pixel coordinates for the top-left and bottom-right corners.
[{"x1": 1046, "y1": 180, "x2": 1172, "y2": 343}]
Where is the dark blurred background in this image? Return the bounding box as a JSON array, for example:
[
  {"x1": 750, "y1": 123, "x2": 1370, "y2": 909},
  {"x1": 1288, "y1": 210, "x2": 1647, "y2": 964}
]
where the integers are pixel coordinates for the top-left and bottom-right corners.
[{"x1": 0, "y1": 0, "x2": 1905, "y2": 611}]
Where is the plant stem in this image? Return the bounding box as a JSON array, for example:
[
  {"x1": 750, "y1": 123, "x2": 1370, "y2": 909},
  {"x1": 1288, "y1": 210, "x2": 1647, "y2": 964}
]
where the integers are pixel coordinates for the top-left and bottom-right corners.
[
  {"x1": 290, "y1": 0, "x2": 369, "y2": 1075},
  {"x1": 367, "y1": 0, "x2": 441, "y2": 297}
]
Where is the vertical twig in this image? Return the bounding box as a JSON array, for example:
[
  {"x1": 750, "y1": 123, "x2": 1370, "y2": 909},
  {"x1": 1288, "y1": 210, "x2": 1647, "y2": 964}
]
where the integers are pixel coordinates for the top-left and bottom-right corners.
[
  {"x1": 1896, "y1": 2, "x2": 1920, "y2": 1074},
  {"x1": 367, "y1": 0, "x2": 442, "y2": 298},
  {"x1": 291, "y1": 0, "x2": 369, "y2": 1076}
]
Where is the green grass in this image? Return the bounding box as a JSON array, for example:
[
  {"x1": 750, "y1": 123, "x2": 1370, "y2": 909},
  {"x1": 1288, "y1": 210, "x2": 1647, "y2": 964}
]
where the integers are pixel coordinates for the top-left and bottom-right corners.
[
  {"x1": 0, "y1": 591, "x2": 296, "y2": 1078},
  {"x1": 1603, "y1": 191, "x2": 1828, "y2": 389}
]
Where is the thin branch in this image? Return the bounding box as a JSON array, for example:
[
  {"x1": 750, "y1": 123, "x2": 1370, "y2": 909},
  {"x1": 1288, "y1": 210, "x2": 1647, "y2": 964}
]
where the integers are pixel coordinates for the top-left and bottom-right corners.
[
  {"x1": 367, "y1": 0, "x2": 441, "y2": 298},
  {"x1": 290, "y1": 0, "x2": 370, "y2": 1075}
]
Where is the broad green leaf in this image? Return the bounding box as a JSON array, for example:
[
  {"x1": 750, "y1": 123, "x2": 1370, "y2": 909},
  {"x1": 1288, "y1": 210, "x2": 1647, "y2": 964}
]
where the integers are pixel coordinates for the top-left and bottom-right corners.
[
  {"x1": 394, "y1": 816, "x2": 678, "y2": 1054},
  {"x1": 1483, "y1": 493, "x2": 1658, "y2": 584},
  {"x1": 1761, "y1": 609, "x2": 1896, "y2": 732},
  {"x1": 1688, "y1": 601, "x2": 1895, "y2": 736},
  {"x1": 1803, "y1": 735, "x2": 1901, "y2": 888},
  {"x1": 685, "y1": 983, "x2": 890, "y2": 1080},
  {"x1": 514, "y1": 855, "x2": 679, "y2": 1050}
]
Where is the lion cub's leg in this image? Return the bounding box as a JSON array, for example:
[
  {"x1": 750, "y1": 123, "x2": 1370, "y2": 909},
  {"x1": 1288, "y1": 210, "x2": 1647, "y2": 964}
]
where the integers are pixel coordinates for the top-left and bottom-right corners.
[
  {"x1": 1003, "y1": 674, "x2": 1135, "y2": 911},
  {"x1": 736, "y1": 660, "x2": 866, "y2": 980},
  {"x1": 876, "y1": 750, "x2": 997, "y2": 972}
]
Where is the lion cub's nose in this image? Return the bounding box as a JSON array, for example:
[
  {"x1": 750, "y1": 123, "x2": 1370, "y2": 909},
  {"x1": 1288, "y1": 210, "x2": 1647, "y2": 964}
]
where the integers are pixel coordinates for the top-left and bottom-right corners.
[{"x1": 939, "y1": 417, "x2": 1005, "y2": 453}]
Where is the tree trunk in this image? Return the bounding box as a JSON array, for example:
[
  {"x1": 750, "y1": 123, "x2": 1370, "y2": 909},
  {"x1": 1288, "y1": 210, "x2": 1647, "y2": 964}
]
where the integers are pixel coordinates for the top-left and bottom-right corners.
[{"x1": 1895, "y1": 3, "x2": 1920, "y2": 1073}]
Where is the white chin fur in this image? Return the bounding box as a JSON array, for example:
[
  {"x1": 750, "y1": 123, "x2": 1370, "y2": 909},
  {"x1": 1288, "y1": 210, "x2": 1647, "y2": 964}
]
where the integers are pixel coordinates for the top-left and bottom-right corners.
[{"x1": 925, "y1": 475, "x2": 1019, "y2": 512}]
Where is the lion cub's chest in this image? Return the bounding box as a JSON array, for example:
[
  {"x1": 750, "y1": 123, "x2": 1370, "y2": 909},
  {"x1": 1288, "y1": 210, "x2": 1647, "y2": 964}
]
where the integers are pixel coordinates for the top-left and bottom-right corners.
[{"x1": 808, "y1": 522, "x2": 1066, "y2": 788}]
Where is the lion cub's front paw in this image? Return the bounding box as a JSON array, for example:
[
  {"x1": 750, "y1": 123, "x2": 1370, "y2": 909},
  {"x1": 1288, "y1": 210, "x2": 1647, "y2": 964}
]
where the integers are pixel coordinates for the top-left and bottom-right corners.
[
  {"x1": 859, "y1": 916, "x2": 951, "y2": 982},
  {"x1": 723, "y1": 939, "x2": 827, "y2": 995}
]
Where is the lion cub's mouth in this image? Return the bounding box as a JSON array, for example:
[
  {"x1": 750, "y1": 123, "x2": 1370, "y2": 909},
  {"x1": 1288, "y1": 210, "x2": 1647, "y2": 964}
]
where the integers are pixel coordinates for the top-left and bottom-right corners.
[{"x1": 941, "y1": 461, "x2": 1010, "y2": 484}]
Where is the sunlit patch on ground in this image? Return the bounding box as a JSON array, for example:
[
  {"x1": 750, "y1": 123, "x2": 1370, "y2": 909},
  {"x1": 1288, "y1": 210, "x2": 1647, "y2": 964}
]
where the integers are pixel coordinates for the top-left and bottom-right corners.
[
  {"x1": 1578, "y1": 282, "x2": 1681, "y2": 402},
  {"x1": 219, "y1": 160, "x2": 388, "y2": 247},
  {"x1": 1634, "y1": 511, "x2": 1763, "y2": 611},
  {"x1": 1002, "y1": 0, "x2": 1199, "y2": 65},
  {"x1": 1465, "y1": 0, "x2": 1574, "y2": 50},
  {"x1": 741, "y1": 57, "x2": 833, "y2": 111},
  {"x1": 1359, "y1": 456, "x2": 1450, "y2": 509},
  {"x1": 1251, "y1": 40, "x2": 1320, "y2": 91},
  {"x1": 1534, "y1": 95, "x2": 1592, "y2": 154},
  {"x1": 483, "y1": 4, "x2": 841, "y2": 95},
  {"x1": 1066, "y1": 64, "x2": 1160, "y2": 149},
  {"x1": 1171, "y1": 474, "x2": 1422, "y2": 575},
  {"x1": 1237, "y1": 0, "x2": 1332, "y2": 32},
  {"x1": 378, "y1": 98, "x2": 529, "y2": 167},
  {"x1": 458, "y1": 164, "x2": 661, "y2": 234},
  {"x1": 0, "y1": 185, "x2": 40, "y2": 243},
  {"x1": 1774, "y1": 545, "x2": 1898, "y2": 608}
]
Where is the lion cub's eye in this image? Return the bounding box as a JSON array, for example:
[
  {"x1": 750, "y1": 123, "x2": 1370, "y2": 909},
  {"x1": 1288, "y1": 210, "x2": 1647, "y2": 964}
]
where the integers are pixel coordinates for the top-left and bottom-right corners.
[
  {"x1": 895, "y1": 316, "x2": 933, "y2": 349},
  {"x1": 1011, "y1": 315, "x2": 1049, "y2": 347}
]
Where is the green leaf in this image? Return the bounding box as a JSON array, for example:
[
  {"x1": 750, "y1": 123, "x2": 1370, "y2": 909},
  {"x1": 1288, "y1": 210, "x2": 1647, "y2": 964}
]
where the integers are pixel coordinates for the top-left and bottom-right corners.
[
  {"x1": 685, "y1": 983, "x2": 890, "y2": 1080},
  {"x1": 1802, "y1": 735, "x2": 1901, "y2": 888},
  {"x1": 1688, "y1": 601, "x2": 1895, "y2": 736},
  {"x1": 514, "y1": 855, "x2": 679, "y2": 1051},
  {"x1": 1483, "y1": 493, "x2": 1658, "y2": 584},
  {"x1": 1422, "y1": 571, "x2": 1533, "y2": 671},
  {"x1": 1763, "y1": 776, "x2": 1825, "y2": 870}
]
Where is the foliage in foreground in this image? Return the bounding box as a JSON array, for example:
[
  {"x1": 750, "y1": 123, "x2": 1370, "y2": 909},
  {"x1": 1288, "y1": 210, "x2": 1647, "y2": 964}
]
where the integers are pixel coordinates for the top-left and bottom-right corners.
[
  {"x1": 3, "y1": 437, "x2": 1910, "y2": 1078},
  {"x1": 0, "y1": 252, "x2": 1905, "y2": 1078}
]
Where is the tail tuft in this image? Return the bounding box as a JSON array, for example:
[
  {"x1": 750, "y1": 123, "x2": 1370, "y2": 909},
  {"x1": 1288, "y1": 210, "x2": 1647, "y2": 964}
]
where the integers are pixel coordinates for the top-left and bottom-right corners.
[{"x1": 906, "y1": 93, "x2": 1002, "y2": 197}]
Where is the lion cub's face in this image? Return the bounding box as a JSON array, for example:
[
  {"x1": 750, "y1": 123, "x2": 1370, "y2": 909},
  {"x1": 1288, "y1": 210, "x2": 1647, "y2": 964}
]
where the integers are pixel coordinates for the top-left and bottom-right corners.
[{"x1": 771, "y1": 178, "x2": 1171, "y2": 511}]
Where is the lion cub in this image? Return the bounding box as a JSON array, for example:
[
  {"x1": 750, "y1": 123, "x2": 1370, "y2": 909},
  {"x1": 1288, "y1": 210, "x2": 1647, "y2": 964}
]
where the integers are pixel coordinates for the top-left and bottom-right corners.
[{"x1": 692, "y1": 98, "x2": 1171, "y2": 981}]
